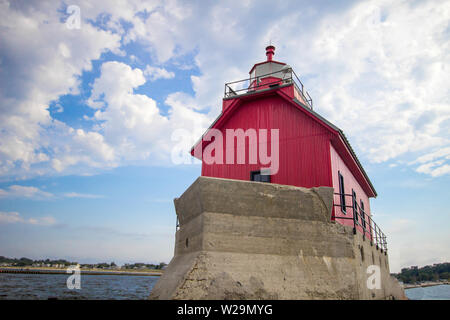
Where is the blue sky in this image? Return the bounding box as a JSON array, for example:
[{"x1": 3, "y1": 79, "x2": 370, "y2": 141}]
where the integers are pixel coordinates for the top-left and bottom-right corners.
[{"x1": 0, "y1": 0, "x2": 449, "y2": 272}]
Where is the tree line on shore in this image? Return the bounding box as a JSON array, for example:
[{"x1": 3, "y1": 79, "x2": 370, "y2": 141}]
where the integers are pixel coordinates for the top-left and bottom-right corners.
[
  {"x1": 393, "y1": 262, "x2": 450, "y2": 284},
  {"x1": 0, "y1": 256, "x2": 167, "y2": 270}
]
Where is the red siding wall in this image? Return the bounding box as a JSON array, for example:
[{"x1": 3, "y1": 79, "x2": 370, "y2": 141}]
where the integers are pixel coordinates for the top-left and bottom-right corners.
[
  {"x1": 202, "y1": 95, "x2": 333, "y2": 189},
  {"x1": 330, "y1": 143, "x2": 372, "y2": 238}
]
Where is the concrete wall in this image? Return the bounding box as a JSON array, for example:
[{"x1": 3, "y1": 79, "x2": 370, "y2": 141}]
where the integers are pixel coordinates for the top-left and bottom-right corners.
[{"x1": 149, "y1": 176, "x2": 406, "y2": 300}]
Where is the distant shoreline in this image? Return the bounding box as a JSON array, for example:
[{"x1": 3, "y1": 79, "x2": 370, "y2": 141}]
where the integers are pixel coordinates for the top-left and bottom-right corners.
[
  {"x1": 0, "y1": 266, "x2": 162, "y2": 276},
  {"x1": 403, "y1": 282, "x2": 449, "y2": 289}
]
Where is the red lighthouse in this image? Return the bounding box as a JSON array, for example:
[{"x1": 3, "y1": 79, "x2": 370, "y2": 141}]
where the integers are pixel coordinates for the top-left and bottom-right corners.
[{"x1": 191, "y1": 46, "x2": 386, "y2": 250}]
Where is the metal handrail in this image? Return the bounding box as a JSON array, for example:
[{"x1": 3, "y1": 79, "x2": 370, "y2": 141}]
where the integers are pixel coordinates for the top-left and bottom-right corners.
[
  {"x1": 333, "y1": 192, "x2": 388, "y2": 253},
  {"x1": 224, "y1": 69, "x2": 313, "y2": 109},
  {"x1": 292, "y1": 69, "x2": 313, "y2": 108}
]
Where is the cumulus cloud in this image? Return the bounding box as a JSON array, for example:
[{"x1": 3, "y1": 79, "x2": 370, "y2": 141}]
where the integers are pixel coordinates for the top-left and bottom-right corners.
[
  {"x1": 0, "y1": 0, "x2": 121, "y2": 178},
  {"x1": 0, "y1": 0, "x2": 449, "y2": 179},
  {"x1": 49, "y1": 125, "x2": 117, "y2": 173},
  {"x1": 0, "y1": 185, "x2": 53, "y2": 199},
  {"x1": 269, "y1": 0, "x2": 450, "y2": 173},
  {"x1": 116, "y1": 0, "x2": 450, "y2": 177},
  {"x1": 144, "y1": 65, "x2": 175, "y2": 81},
  {"x1": 87, "y1": 61, "x2": 210, "y2": 164},
  {"x1": 0, "y1": 211, "x2": 56, "y2": 226},
  {"x1": 0, "y1": 185, "x2": 105, "y2": 200}
]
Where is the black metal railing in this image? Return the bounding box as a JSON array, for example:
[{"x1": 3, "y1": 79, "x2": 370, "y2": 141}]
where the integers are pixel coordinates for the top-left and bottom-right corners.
[
  {"x1": 333, "y1": 192, "x2": 388, "y2": 253},
  {"x1": 224, "y1": 69, "x2": 313, "y2": 109}
]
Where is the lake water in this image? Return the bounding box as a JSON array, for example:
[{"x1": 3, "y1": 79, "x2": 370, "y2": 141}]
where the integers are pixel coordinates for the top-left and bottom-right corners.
[
  {"x1": 1, "y1": 273, "x2": 449, "y2": 300},
  {"x1": 0, "y1": 273, "x2": 159, "y2": 300},
  {"x1": 405, "y1": 284, "x2": 450, "y2": 300}
]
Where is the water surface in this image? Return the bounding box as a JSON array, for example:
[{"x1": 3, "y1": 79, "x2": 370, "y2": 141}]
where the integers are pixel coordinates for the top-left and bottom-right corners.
[
  {"x1": 0, "y1": 273, "x2": 159, "y2": 300},
  {"x1": 2, "y1": 273, "x2": 449, "y2": 300},
  {"x1": 405, "y1": 284, "x2": 450, "y2": 300}
]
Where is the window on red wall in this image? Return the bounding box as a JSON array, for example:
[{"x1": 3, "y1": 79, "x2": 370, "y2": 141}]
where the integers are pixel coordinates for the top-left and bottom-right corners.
[
  {"x1": 338, "y1": 171, "x2": 346, "y2": 213},
  {"x1": 360, "y1": 200, "x2": 366, "y2": 229},
  {"x1": 352, "y1": 190, "x2": 358, "y2": 222}
]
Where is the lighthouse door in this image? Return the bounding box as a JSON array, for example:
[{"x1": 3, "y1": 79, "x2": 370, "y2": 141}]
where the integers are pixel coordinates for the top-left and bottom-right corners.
[{"x1": 250, "y1": 170, "x2": 271, "y2": 183}]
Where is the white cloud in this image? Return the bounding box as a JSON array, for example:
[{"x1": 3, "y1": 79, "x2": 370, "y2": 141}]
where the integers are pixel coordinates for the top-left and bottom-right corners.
[
  {"x1": 414, "y1": 147, "x2": 450, "y2": 165},
  {"x1": 0, "y1": 211, "x2": 56, "y2": 226},
  {"x1": 268, "y1": 0, "x2": 450, "y2": 174},
  {"x1": 119, "y1": 0, "x2": 450, "y2": 177},
  {"x1": 411, "y1": 147, "x2": 450, "y2": 177},
  {"x1": 0, "y1": 0, "x2": 449, "y2": 178},
  {"x1": 86, "y1": 61, "x2": 210, "y2": 164},
  {"x1": 63, "y1": 192, "x2": 105, "y2": 199},
  {"x1": 0, "y1": 185, "x2": 53, "y2": 199},
  {"x1": 50, "y1": 127, "x2": 116, "y2": 173},
  {"x1": 144, "y1": 65, "x2": 175, "y2": 81},
  {"x1": 0, "y1": 184, "x2": 106, "y2": 200},
  {"x1": 0, "y1": 1, "x2": 121, "y2": 178},
  {"x1": 88, "y1": 61, "x2": 170, "y2": 162},
  {"x1": 416, "y1": 163, "x2": 450, "y2": 177}
]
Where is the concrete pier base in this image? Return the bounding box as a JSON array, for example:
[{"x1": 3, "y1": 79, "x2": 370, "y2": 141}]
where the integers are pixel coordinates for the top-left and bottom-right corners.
[{"x1": 149, "y1": 176, "x2": 406, "y2": 300}]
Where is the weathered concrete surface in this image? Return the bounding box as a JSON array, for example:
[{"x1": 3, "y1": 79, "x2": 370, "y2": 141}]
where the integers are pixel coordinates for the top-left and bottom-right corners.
[{"x1": 149, "y1": 176, "x2": 406, "y2": 300}]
